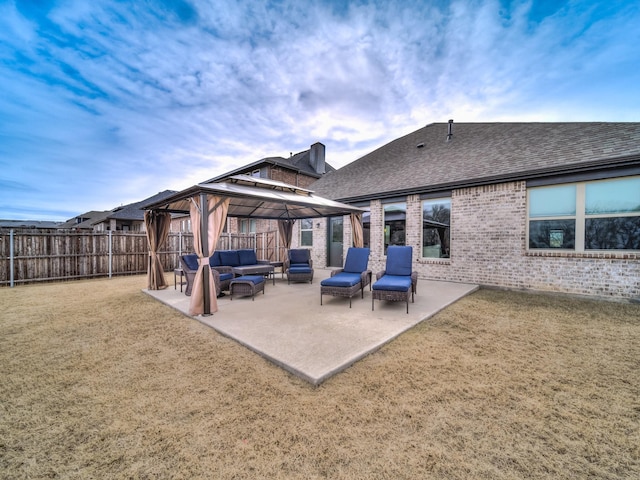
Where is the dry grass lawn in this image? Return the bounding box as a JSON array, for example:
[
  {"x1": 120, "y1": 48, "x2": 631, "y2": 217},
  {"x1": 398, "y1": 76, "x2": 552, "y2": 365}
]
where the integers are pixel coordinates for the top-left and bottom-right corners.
[{"x1": 1, "y1": 274, "x2": 639, "y2": 479}]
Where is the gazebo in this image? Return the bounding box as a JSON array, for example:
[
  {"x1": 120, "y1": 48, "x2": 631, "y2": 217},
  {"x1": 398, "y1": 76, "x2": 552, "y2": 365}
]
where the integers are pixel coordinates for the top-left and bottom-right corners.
[{"x1": 143, "y1": 175, "x2": 365, "y2": 316}]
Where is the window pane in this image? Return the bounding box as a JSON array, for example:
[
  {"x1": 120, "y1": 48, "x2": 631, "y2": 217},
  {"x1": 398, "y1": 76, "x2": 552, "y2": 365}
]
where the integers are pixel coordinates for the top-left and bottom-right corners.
[
  {"x1": 301, "y1": 231, "x2": 313, "y2": 246},
  {"x1": 423, "y1": 199, "x2": 451, "y2": 258},
  {"x1": 529, "y1": 185, "x2": 576, "y2": 217},
  {"x1": 384, "y1": 203, "x2": 406, "y2": 253},
  {"x1": 585, "y1": 217, "x2": 640, "y2": 250},
  {"x1": 301, "y1": 218, "x2": 313, "y2": 230},
  {"x1": 529, "y1": 220, "x2": 575, "y2": 249},
  {"x1": 586, "y1": 177, "x2": 640, "y2": 214}
]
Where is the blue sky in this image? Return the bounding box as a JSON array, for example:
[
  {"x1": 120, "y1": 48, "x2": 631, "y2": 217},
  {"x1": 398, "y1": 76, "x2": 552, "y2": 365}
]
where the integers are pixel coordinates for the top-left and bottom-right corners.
[{"x1": 1, "y1": 0, "x2": 639, "y2": 221}]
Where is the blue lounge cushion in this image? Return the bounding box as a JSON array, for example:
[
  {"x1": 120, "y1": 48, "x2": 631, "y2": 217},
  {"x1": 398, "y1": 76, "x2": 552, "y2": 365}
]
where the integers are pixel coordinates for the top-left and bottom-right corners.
[
  {"x1": 321, "y1": 272, "x2": 362, "y2": 288},
  {"x1": 183, "y1": 254, "x2": 199, "y2": 271},
  {"x1": 290, "y1": 263, "x2": 309, "y2": 268},
  {"x1": 219, "y1": 250, "x2": 241, "y2": 267},
  {"x1": 219, "y1": 273, "x2": 233, "y2": 282},
  {"x1": 289, "y1": 249, "x2": 310, "y2": 265},
  {"x1": 209, "y1": 251, "x2": 222, "y2": 267},
  {"x1": 238, "y1": 249, "x2": 258, "y2": 266},
  {"x1": 385, "y1": 246, "x2": 413, "y2": 276},
  {"x1": 372, "y1": 275, "x2": 412, "y2": 292},
  {"x1": 289, "y1": 266, "x2": 312, "y2": 274},
  {"x1": 233, "y1": 275, "x2": 264, "y2": 285},
  {"x1": 343, "y1": 247, "x2": 370, "y2": 273}
]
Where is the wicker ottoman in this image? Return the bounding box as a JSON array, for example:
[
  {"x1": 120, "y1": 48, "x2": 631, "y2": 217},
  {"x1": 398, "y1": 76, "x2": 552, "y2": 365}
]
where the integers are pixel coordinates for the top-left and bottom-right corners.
[{"x1": 230, "y1": 275, "x2": 265, "y2": 301}]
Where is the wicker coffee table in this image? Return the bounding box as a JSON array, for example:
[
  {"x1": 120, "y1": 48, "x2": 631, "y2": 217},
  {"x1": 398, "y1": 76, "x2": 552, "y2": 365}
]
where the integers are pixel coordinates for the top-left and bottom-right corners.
[{"x1": 230, "y1": 275, "x2": 265, "y2": 301}]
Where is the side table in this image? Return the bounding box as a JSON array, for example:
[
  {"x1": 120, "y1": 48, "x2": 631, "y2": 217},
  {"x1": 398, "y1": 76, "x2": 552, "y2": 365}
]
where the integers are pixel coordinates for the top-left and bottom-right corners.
[{"x1": 174, "y1": 268, "x2": 186, "y2": 292}]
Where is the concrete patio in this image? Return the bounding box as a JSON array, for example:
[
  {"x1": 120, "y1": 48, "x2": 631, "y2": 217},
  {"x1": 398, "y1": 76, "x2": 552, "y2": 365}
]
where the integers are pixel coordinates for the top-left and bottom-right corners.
[{"x1": 144, "y1": 269, "x2": 478, "y2": 385}]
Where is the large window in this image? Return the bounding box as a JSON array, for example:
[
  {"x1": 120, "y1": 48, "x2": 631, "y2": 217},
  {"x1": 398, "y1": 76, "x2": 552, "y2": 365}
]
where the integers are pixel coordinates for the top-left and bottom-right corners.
[
  {"x1": 422, "y1": 198, "x2": 451, "y2": 258},
  {"x1": 384, "y1": 202, "x2": 406, "y2": 253},
  {"x1": 528, "y1": 176, "x2": 640, "y2": 251},
  {"x1": 300, "y1": 218, "x2": 313, "y2": 246},
  {"x1": 240, "y1": 219, "x2": 256, "y2": 234}
]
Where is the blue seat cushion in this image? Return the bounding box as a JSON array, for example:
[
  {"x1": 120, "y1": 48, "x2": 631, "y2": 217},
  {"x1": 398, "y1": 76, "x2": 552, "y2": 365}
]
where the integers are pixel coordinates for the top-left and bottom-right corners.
[
  {"x1": 385, "y1": 246, "x2": 413, "y2": 276},
  {"x1": 233, "y1": 275, "x2": 264, "y2": 285},
  {"x1": 219, "y1": 250, "x2": 241, "y2": 267},
  {"x1": 290, "y1": 263, "x2": 309, "y2": 268},
  {"x1": 372, "y1": 275, "x2": 412, "y2": 292},
  {"x1": 238, "y1": 249, "x2": 258, "y2": 266},
  {"x1": 343, "y1": 247, "x2": 370, "y2": 273},
  {"x1": 289, "y1": 266, "x2": 312, "y2": 274},
  {"x1": 209, "y1": 251, "x2": 222, "y2": 267},
  {"x1": 289, "y1": 249, "x2": 309, "y2": 264},
  {"x1": 219, "y1": 273, "x2": 233, "y2": 282},
  {"x1": 321, "y1": 272, "x2": 362, "y2": 288},
  {"x1": 182, "y1": 254, "x2": 199, "y2": 271}
]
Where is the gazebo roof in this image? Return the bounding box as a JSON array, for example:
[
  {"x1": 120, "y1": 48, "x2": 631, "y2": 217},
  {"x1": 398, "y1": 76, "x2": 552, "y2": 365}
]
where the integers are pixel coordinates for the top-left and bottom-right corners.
[{"x1": 143, "y1": 175, "x2": 364, "y2": 219}]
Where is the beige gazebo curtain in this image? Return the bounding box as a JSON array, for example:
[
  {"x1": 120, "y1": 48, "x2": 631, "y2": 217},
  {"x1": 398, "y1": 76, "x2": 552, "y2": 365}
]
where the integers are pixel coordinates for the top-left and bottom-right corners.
[
  {"x1": 144, "y1": 210, "x2": 172, "y2": 290},
  {"x1": 278, "y1": 219, "x2": 295, "y2": 253},
  {"x1": 189, "y1": 195, "x2": 230, "y2": 316},
  {"x1": 350, "y1": 212, "x2": 364, "y2": 248}
]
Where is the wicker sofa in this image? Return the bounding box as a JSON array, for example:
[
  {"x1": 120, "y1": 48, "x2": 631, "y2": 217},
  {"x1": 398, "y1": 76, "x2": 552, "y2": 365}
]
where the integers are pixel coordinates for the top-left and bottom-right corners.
[{"x1": 179, "y1": 254, "x2": 233, "y2": 296}]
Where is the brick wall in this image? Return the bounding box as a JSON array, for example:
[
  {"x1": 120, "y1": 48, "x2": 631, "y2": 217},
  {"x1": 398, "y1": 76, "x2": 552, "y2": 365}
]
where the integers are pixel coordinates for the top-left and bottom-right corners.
[{"x1": 358, "y1": 181, "x2": 639, "y2": 300}]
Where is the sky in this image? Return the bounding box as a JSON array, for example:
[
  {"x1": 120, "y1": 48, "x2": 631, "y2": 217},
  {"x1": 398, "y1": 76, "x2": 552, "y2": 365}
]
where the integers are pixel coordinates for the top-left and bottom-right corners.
[{"x1": 1, "y1": 0, "x2": 639, "y2": 221}]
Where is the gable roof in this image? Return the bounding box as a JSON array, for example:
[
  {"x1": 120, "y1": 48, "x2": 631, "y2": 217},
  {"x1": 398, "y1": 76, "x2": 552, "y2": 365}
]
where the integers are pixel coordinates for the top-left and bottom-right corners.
[
  {"x1": 58, "y1": 210, "x2": 111, "y2": 229},
  {"x1": 98, "y1": 190, "x2": 177, "y2": 223},
  {"x1": 311, "y1": 122, "x2": 640, "y2": 202},
  {"x1": 204, "y1": 145, "x2": 336, "y2": 183}
]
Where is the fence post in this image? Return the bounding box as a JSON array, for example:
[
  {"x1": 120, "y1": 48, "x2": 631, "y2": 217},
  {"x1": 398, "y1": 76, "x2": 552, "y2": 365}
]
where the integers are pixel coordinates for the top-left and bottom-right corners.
[
  {"x1": 10, "y1": 229, "x2": 15, "y2": 287},
  {"x1": 108, "y1": 231, "x2": 113, "y2": 278}
]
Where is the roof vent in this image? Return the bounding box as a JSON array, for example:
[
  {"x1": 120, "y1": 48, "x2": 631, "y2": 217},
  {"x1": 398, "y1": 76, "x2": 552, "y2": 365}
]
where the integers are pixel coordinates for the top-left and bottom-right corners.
[
  {"x1": 446, "y1": 119, "x2": 454, "y2": 142},
  {"x1": 416, "y1": 142, "x2": 425, "y2": 149}
]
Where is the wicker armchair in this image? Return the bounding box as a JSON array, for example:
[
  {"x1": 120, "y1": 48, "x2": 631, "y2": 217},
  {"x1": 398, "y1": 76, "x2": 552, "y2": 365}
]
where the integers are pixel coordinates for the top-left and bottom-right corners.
[
  {"x1": 320, "y1": 247, "x2": 371, "y2": 307},
  {"x1": 284, "y1": 249, "x2": 314, "y2": 284},
  {"x1": 179, "y1": 254, "x2": 233, "y2": 297},
  {"x1": 371, "y1": 246, "x2": 417, "y2": 314}
]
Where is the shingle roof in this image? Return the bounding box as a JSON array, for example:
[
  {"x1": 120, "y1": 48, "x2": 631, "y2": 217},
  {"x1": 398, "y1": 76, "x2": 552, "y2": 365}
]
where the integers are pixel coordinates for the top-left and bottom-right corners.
[
  {"x1": 204, "y1": 148, "x2": 335, "y2": 183},
  {"x1": 58, "y1": 211, "x2": 111, "y2": 229},
  {"x1": 102, "y1": 190, "x2": 178, "y2": 222},
  {"x1": 311, "y1": 122, "x2": 640, "y2": 202}
]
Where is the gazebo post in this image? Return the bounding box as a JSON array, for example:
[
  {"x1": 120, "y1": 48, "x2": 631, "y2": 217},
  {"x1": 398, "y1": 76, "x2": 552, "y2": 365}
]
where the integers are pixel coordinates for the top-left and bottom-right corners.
[{"x1": 200, "y1": 192, "x2": 211, "y2": 316}]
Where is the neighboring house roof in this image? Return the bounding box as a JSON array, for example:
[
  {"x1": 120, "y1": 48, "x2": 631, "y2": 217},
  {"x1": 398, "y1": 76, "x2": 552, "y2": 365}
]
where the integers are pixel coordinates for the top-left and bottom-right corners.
[
  {"x1": 94, "y1": 190, "x2": 178, "y2": 224},
  {"x1": 0, "y1": 220, "x2": 62, "y2": 229},
  {"x1": 204, "y1": 143, "x2": 336, "y2": 183},
  {"x1": 58, "y1": 211, "x2": 111, "y2": 229},
  {"x1": 311, "y1": 122, "x2": 640, "y2": 202}
]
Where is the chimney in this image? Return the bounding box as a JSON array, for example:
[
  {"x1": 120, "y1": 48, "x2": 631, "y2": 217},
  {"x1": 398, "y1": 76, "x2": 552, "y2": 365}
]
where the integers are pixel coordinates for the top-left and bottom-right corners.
[
  {"x1": 446, "y1": 119, "x2": 454, "y2": 141},
  {"x1": 309, "y1": 142, "x2": 326, "y2": 174}
]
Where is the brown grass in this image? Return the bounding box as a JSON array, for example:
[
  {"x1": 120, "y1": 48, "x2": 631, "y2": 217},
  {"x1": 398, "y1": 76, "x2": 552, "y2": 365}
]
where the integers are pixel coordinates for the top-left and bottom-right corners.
[{"x1": 1, "y1": 275, "x2": 639, "y2": 479}]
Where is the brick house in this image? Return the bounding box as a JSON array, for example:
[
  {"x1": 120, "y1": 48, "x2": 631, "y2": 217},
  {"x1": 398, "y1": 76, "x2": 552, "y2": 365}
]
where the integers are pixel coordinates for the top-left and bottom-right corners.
[
  {"x1": 310, "y1": 122, "x2": 640, "y2": 300},
  {"x1": 171, "y1": 142, "x2": 334, "y2": 239}
]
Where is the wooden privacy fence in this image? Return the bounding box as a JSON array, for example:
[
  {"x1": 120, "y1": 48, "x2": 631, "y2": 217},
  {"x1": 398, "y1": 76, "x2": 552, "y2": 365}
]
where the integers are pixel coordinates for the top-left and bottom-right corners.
[{"x1": 0, "y1": 229, "x2": 284, "y2": 287}]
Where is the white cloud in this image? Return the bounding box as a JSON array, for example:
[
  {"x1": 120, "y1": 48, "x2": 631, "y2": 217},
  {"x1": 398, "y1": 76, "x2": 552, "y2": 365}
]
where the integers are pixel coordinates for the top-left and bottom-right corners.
[{"x1": 0, "y1": 0, "x2": 638, "y2": 220}]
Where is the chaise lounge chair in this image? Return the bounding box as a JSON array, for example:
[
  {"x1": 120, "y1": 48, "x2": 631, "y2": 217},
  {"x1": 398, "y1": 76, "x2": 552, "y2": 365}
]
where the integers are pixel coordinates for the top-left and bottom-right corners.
[
  {"x1": 320, "y1": 247, "x2": 371, "y2": 307},
  {"x1": 285, "y1": 249, "x2": 314, "y2": 284},
  {"x1": 371, "y1": 245, "x2": 418, "y2": 314}
]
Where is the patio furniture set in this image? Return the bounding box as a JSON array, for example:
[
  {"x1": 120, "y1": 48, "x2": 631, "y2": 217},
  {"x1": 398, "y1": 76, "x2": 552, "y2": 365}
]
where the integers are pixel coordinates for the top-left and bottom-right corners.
[{"x1": 178, "y1": 246, "x2": 418, "y2": 311}]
